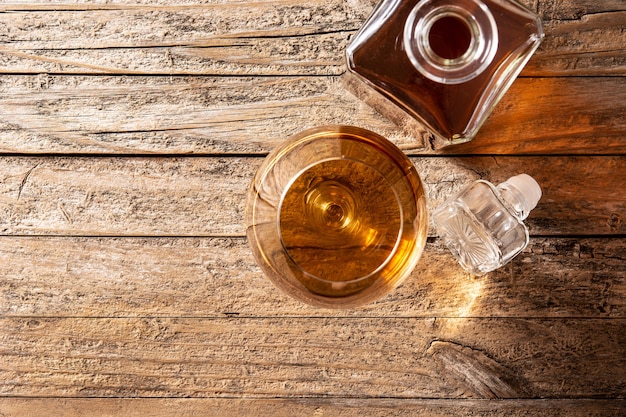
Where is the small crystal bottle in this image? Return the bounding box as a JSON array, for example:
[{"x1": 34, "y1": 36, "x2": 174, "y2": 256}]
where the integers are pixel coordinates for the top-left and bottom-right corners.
[
  {"x1": 345, "y1": 0, "x2": 544, "y2": 148},
  {"x1": 432, "y1": 174, "x2": 542, "y2": 275}
]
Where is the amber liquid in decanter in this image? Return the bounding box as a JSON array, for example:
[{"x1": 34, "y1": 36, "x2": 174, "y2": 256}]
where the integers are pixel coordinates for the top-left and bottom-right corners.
[{"x1": 346, "y1": 0, "x2": 544, "y2": 147}]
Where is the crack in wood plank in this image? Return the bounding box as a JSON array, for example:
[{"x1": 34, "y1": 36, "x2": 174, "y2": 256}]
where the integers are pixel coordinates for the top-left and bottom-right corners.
[
  {"x1": 427, "y1": 341, "x2": 530, "y2": 399},
  {"x1": 16, "y1": 163, "x2": 40, "y2": 201}
]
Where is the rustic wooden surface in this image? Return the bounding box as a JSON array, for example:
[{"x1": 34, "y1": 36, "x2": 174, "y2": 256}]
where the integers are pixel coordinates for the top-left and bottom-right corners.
[{"x1": 1, "y1": 0, "x2": 625, "y2": 415}]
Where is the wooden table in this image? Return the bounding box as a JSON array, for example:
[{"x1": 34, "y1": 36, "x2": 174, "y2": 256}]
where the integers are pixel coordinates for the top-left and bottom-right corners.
[{"x1": 1, "y1": 0, "x2": 625, "y2": 415}]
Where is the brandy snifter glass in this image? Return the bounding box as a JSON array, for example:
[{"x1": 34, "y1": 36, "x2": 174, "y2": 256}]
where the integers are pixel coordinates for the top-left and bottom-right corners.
[{"x1": 245, "y1": 126, "x2": 428, "y2": 308}]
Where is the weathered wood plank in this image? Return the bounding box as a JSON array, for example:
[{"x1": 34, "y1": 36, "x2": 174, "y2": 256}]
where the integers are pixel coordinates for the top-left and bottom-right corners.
[
  {"x1": 448, "y1": 77, "x2": 626, "y2": 154},
  {"x1": 0, "y1": 156, "x2": 624, "y2": 236},
  {"x1": 0, "y1": 0, "x2": 623, "y2": 14},
  {"x1": 1, "y1": 317, "x2": 625, "y2": 398},
  {"x1": 0, "y1": 75, "x2": 406, "y2": 154},
  {"x1": 537, "y1": 0, "x2": 626, "y2": 20},
  {"x1": 0, "y1": 1, "x2": 362, "y2": 76},
  {"x1": 527, "y1": 11, "x2": 626, "y2": 76},
  {"x1": 0, "y1": 2, "x2": 623, "y2": 76},
  {"x1": 0, "y1": 237, "x2": 623, "y2": 318},
  {"x1": 0, "y1": 76, "x2": 623, "y2": 155},
  {"x1": 1, "y1": 398, "x2": 625, "y2": 416},
  {"x1": 0, "y1": 156, "x2": 252, "y2": 236}
]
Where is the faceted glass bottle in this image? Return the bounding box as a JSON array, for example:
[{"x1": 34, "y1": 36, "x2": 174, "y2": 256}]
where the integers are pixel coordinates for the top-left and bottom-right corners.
[
  {"x1": 345, "y1": 0, "x2": 544, "y2": 147},
  {"x1": 432, "y1": 174, "x2": 542, "y2": 275}
]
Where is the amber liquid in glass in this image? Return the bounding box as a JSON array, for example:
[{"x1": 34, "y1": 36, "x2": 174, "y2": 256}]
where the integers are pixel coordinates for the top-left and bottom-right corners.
[
  {"x1": 280, "y1": 159, "x2": 407, "y2": 297},
  {"x1": 246, "y1": 126, "x2": 428, "y2": 308}
]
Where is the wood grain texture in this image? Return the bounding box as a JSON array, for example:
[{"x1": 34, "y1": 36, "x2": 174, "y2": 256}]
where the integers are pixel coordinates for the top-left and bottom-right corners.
[
  {"x1": 446, "y1": 77, "x2": 626, "y2": 155},
  {"x1": 1, "y1": 237, "x2": 624, "y2": 318},
  {"x1": 0, "y1": 2, "x2": 360, "y2": 76},
  {"x1": 0, "y1": 0, "x2": 624, "y2": 412},
  {"x1": 2, "y1": 398, "x2": 626, "y2": 417},
  {"x1": 0, "y1": 156, "x2": 624, "y2": 236},
  {"x1": 0, "y1": 1, "x2": 623, "y2": 76},
  {"x1": 527, "y1": 9, "x2": 626, "y2": 76},
  {"x1": 2, "y1": 317, "x2": 625, "y2": 398},
  {"x1": 0, "y1": 75, "x2": 404, "y2": 155},
  {"x1": 0, "y1": 75, "x2": 624, "y2": 155}
]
